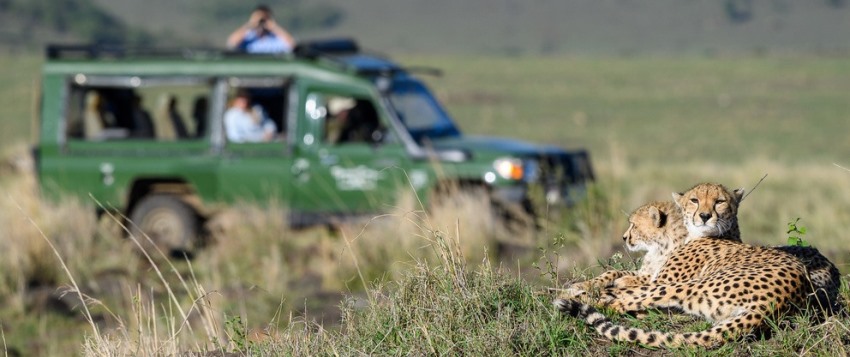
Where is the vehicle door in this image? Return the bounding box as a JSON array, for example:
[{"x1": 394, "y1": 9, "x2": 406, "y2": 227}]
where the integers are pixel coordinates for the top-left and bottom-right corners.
[
  {"x1": 291, "y1": 86, "x2": 414, "y2": 214},
  {"x1": 216, "y1": 77, "x2": 296, "y2": 206}
]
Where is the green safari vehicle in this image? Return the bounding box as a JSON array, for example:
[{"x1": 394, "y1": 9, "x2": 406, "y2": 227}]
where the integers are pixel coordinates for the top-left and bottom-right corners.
[{"x1": 34, "y1": 39, "x2": 593, "y2": 252}]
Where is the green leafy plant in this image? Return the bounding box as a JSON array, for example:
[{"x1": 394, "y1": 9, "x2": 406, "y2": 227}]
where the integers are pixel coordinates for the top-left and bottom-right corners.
[
  {"x1": 786, "y1": 218, "x2": 810, "y2": 247},
  {"x1": 225, "y1": 315, "x2": 249, "y2": 352},
  {"x1": 534, "y1": 231, "x2": 568, "y2": 283}
]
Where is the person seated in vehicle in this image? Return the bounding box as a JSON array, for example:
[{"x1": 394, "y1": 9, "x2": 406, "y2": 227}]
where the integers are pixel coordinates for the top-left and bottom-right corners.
[
  {"x1": 324, "y1": 97, "x2": 356, "y2": 144},
  {"x1": 337, "y1": 99, "x2": 381, "y2": 144},
  {"x1": 224, "y1": 89, "x2": 277, "y2": 143},
  {"x1": 226, "y1": 5, "x2": 296, "y2": 54}
]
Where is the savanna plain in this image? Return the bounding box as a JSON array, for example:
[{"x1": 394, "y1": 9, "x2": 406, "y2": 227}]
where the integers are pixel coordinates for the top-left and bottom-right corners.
[{"x1": 1, "y1": 54, "x2": 850, "y2": 355}]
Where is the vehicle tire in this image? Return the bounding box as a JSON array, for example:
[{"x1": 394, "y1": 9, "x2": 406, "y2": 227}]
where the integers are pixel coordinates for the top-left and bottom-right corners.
[{"x1": 128, "y1": 194, "x2": 198, "y2": 255}]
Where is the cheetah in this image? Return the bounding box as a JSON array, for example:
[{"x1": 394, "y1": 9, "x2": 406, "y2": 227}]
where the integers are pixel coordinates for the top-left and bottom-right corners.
[
  {"x1": 554, "y1": 200, "x2": 841, "y2": 348},
  {"x1": 561, "y1": 183, "x2": 744, "y2": 298},
  {"x1": 561, "y1": 183, "x2": 841, "y2": 315}
]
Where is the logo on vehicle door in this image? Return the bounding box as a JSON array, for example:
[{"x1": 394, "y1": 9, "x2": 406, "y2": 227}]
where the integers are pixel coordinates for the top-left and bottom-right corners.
[{"x1": 330, "y1": 166, "x2": 384, "y2": 191}]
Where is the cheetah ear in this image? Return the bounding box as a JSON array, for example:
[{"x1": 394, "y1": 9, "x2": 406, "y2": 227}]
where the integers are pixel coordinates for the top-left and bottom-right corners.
[
  {"x1": 733, "y1": 188, "x2": 745, "y2": 203},
  {"x1": 649, "y1": 205, "x2": 666, "y2": 228},
  {"x1": 672, "y1": 192, "x2": 684, "y2": 208}
]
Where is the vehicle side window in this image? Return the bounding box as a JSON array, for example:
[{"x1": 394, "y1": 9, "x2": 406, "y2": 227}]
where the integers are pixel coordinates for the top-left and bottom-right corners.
[
  {"x1": 223, "y1": 85, "x2": 288, "y2": 144},
  {"x1": 66, "y1": 79, "x2": 212, "y2": 141},
  {"x1": 312, "y1": 93, "x2": 382, "y2": 145}
]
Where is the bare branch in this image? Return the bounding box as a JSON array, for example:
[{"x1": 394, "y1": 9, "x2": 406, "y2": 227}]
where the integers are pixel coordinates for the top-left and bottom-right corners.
[
  {"x1": 833, "y1": 163, "x2": 850, "y2": 173},
  {"x1": 741, "y1": 173, "x2": 767, "y2": 202}
]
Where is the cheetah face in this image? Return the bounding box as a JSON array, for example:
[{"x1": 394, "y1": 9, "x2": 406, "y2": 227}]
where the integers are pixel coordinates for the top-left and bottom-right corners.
[
  {"x1": 673, "y1": 183, "x2": 744, "y2": 238},
  {"x1": 622, "y1": 203, "x2": 669, "y2": 253}
]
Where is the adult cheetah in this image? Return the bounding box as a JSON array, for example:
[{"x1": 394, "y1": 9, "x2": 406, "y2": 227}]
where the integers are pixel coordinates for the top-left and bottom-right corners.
[{"x1": 675, "y1": 183, "x2": 841, "y2": 315}]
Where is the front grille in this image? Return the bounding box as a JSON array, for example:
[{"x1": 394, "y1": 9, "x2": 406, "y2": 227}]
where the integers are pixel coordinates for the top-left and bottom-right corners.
[
  {"x1": 535, "y1": 150, "x2": 594, "y2": 185},
  {"x1": 531, "y1": 150, "x2": 594, "y2": 205}
]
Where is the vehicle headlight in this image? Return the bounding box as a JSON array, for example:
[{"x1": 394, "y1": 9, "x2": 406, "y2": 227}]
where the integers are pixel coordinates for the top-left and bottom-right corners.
[{"x1": 493, "y1": 157, "x2": 524, "y2": 181}]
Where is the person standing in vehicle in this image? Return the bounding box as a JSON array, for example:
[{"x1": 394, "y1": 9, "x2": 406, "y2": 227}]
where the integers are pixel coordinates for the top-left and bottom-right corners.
[{"x1": 226, "y1": 5, "x2": 296, "y2": 54}]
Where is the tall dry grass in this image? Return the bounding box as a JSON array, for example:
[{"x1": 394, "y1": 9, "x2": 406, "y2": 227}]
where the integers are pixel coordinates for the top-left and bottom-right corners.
[
  {"x1": 71, "y1": 179, "x2": 524, "y2": 354},
  {"x1": 0, "y1": 144, "x2": 137, "y2": 313}
]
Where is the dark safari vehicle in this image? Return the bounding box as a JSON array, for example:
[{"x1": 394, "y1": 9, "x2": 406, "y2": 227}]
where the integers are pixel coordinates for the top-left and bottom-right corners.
[{"x1": 34, "y1": 39, "x2": 593, "y2": 252}]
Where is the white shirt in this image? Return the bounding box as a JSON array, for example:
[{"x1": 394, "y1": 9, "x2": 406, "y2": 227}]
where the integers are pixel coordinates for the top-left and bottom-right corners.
[
  {"x1": 240, "y1": 29, "x2": 292, "y2": 54},
  {"x1": 224, "y1": 106, "x2": 277, "y2": 143}
]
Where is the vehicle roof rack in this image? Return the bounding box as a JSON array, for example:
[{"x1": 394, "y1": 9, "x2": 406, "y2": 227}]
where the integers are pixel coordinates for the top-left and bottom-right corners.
[
  {"x1": 293, "y1": 38, "x2": 360, "y2": 60},
  {"x1": 44, "y1": 39, "x2": 430, "y2": 78},
  {"x1": 44, "y1": 43, "x2": 278, "y2": 60},
  {"x1": 46, "y1": 39, "x2": 362, "y2": 61}
]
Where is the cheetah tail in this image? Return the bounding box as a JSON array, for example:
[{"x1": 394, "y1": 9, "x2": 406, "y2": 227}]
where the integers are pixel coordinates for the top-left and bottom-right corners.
[{"x1": 553, "y1": 298, "x2": 726, "y2": 348}]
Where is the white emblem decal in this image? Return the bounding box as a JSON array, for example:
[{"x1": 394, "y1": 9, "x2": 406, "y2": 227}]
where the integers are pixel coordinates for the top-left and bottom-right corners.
[
  {"x1": 409, "y1": 170, "x2": 428, "y2": 190},
  {"x1": 330, "y1": 166, "x2": 384, "y2": 191}
]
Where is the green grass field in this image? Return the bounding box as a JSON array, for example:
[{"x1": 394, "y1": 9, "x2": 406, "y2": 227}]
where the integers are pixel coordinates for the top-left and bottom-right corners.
[
  {"x1": 1, "y1": 53, "x2": 850, "y2": 355},
  {"x1": 407, "y1": 55, "x2": 850, "y2": 164}
]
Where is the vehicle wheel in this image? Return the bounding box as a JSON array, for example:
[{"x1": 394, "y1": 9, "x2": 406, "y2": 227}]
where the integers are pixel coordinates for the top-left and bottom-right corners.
[{"x1": 129, "y1": 194, "x2": 198, "y2": 255}]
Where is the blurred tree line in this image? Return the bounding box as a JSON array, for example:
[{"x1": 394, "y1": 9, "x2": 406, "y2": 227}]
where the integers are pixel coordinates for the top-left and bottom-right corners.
[
  {"x1": 6, "y1": 0, "x2": 152, "y2": 45},
  {"x1": 725, "y1": 0, "x2": 846, "y2": 23}
]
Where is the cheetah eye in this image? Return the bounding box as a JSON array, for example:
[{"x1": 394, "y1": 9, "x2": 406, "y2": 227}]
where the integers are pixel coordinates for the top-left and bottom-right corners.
[
  {"x1": 689, "y1": 198, "x2": 698, "y2": 204},
  {"x1": 715, "y1": 199, "x2": 726, "y2": 205}
]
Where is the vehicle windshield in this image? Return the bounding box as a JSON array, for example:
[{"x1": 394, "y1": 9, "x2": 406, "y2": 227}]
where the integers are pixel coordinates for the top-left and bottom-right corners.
[{"x1": 386, "y1": 78, "x2": 461, "y2": 143}]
